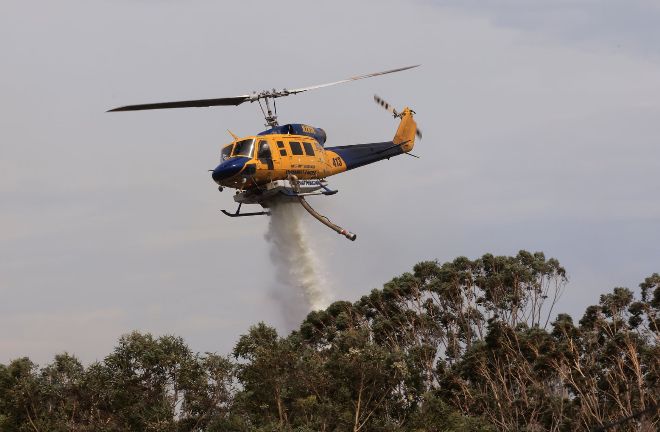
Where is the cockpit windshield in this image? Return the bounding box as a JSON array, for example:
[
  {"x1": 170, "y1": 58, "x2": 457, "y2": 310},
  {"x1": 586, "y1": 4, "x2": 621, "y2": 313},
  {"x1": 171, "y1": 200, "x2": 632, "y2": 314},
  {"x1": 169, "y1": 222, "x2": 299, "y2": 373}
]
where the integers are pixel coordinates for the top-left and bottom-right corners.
[
  {"x1": 220, "y1": 144, "x2": 233, "y2": 162},
  {"x1": 232, "y1": 139, "x2": 255, "y2": 158}
]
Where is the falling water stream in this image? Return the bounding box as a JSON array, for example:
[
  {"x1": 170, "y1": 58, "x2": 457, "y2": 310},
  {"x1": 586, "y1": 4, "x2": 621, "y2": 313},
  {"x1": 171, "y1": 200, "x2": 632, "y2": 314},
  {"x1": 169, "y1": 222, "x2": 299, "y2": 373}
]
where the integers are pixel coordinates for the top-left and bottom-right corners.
[{"x1": 265, "y1": 200, "x2": 330, "y2": 327}]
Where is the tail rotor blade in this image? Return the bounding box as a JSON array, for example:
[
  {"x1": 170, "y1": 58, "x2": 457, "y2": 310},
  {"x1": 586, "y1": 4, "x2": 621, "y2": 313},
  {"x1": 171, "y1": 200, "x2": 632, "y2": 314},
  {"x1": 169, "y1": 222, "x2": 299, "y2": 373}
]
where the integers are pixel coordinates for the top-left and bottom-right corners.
[
  {"x1": 374, "y1": 94, "x2": 422, "y2": 140},
  {"x1": 374, "y1": 94, "x2": 399, "y2": 117}
]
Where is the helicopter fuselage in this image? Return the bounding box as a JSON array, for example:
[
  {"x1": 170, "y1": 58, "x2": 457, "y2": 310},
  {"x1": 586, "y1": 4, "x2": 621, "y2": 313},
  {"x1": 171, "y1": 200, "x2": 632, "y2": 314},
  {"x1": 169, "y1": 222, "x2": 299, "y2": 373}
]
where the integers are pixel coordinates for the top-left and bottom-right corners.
[
  {"x1": 212, "y1": 132, "x2": 341, "y2": 188},
  {"x1": 212, "y1": 107, "x2": 417, "y2": 192}
]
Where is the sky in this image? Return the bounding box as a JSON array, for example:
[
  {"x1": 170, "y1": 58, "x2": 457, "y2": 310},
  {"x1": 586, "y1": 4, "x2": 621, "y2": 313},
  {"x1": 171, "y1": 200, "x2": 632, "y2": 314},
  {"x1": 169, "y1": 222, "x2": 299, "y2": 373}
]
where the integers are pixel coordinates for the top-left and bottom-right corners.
[{"x1": 1, "y1": 0, "x2": 659, "y2": 365}]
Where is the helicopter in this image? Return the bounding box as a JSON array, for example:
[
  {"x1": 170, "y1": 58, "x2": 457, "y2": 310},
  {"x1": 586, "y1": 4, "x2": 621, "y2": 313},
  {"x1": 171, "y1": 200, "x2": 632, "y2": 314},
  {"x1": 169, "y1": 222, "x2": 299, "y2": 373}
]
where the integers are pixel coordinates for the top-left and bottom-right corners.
[{"x1": 108, "y1": 65, "x2": 421, "y2": 241}]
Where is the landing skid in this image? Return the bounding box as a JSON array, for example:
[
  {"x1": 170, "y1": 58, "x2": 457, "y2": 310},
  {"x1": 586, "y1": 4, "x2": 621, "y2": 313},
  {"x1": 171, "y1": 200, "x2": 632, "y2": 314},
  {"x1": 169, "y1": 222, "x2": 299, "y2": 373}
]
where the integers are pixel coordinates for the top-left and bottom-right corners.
[{"x1": 221, "y1": 203, "x2": 270, "y2": 217}]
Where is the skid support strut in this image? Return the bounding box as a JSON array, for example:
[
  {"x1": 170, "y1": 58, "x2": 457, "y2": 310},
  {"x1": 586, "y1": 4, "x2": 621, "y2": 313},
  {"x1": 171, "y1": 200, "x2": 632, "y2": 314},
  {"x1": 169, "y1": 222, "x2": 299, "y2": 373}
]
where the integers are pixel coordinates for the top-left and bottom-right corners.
[{"x1": 288, "y1": 175, "x2": 357, "y2": 241}]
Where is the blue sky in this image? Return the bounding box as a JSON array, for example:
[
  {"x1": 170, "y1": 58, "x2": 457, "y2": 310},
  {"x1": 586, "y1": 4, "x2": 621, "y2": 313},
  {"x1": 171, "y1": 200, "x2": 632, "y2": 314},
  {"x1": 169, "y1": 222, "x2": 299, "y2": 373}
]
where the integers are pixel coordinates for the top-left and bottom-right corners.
[{"x1": 1, "y1": 0, "x2": 659, "y2": 364}]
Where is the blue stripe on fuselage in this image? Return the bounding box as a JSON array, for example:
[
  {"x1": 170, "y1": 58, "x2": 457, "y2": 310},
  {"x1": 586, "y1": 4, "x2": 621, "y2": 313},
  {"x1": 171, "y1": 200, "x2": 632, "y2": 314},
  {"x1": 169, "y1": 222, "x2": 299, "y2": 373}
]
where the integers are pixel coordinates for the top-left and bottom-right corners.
[{"x1": 327, "y1": 141, "x2": 403, "y2": 170}]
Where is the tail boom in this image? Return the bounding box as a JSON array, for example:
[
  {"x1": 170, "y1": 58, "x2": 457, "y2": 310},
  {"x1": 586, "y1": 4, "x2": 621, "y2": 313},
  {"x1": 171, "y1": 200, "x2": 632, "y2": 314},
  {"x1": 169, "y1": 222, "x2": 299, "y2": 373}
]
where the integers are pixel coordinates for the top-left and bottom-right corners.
[{"x1": 323, "y1": 107, "x2": 418, "y2": 175}]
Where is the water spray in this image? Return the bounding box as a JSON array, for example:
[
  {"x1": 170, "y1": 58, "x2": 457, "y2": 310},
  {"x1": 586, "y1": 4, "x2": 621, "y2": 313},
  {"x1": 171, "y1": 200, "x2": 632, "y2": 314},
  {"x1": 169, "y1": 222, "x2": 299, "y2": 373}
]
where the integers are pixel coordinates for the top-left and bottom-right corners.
[{"x1": 265, "y1": 200, "x2": 330, "y2": 326}]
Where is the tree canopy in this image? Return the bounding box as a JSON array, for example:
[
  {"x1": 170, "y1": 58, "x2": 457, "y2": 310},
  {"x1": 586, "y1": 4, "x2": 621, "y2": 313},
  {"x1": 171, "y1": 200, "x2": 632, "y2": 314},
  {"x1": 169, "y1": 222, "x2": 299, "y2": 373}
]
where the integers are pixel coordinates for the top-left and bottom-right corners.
[{"x1": 1, "y1": 251, "x2": 658, "y2": 431}]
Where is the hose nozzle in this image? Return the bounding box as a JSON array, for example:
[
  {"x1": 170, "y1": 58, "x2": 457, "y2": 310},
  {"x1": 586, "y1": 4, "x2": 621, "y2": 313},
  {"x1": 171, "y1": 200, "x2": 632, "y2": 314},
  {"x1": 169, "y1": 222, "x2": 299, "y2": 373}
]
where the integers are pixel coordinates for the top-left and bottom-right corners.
[{"x1": 340, "y1": 230, "x2": 357, "y2": 241}]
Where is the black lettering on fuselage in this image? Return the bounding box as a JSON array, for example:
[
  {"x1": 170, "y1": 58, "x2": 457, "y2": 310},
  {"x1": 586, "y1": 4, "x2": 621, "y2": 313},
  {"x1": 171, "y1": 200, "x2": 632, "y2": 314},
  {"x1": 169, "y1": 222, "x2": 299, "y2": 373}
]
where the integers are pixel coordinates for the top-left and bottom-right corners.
[{"x1": 286, "y1": 169, "x2": 317, "y2": 176}]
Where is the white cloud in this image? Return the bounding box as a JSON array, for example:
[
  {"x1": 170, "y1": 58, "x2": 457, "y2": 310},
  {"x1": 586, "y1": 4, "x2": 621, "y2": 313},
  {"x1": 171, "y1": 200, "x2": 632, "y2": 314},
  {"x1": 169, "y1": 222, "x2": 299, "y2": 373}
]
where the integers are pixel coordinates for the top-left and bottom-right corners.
[{"x1": 432, "y1": 0, "x2": 660, "y2": 59}]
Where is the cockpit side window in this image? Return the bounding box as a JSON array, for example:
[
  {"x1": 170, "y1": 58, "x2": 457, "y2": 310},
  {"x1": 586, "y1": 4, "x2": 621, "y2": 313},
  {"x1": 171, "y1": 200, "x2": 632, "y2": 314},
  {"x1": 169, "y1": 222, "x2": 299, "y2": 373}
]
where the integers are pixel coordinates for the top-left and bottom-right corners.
[
  {"x1": 257, "y1": 140, "x2": 271, "y2": 159},
  {"x1": 277, "y1": 141, "x2": 287, "y2": 156},
  {"x1": 232, "y1": 139, "x2": 255, "y2": 158},
  {"x1": 221, "y1": 144, "x2": 233, "y2": 161},
  {"x1": 303, "y1": 142, "x2": 315, "y2": 156},
  {"x1": 289, "y1": 141, "x2": 304, "y2": 155}
]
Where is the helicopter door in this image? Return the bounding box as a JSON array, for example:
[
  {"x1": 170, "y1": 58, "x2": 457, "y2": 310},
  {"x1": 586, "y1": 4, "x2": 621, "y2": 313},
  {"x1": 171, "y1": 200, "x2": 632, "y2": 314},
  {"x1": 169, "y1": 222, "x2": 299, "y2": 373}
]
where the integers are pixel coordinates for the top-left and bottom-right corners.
[
  {"x1": 257, "y1": 139, "x2": 274, "y2": 170},
  {"x1": 314, "y1": 142, "x2": 328, "y2": 177}
]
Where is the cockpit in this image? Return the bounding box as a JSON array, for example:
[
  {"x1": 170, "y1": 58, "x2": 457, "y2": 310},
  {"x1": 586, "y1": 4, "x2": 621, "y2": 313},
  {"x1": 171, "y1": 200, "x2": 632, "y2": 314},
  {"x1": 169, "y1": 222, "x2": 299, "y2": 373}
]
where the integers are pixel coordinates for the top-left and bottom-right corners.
[{"x1": 221, "y1": 138, "x2": 255, "y2": 162}]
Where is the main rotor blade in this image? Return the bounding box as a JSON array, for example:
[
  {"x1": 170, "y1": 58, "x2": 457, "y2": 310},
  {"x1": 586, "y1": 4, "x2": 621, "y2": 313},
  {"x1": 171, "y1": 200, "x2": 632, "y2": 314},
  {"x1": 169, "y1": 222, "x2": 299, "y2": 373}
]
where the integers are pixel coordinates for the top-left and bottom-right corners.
[
  {"x1": 107, "y1": 65, "x2": 420, "y2": 112},
  {"x1": 107, "y1": 95, "x2": 251, "y2": 112},
  {"x1": 286, "y1": 65, "x2": 420, "y2": 95}
]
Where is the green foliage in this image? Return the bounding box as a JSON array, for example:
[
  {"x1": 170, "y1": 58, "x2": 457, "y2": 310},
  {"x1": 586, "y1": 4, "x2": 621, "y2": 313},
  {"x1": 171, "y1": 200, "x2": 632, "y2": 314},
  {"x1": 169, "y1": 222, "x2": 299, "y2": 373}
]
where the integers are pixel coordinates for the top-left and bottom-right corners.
[
  {"x1": 0, "y1": 357, "x2": 39, "y2": 432},
  {"x1": 0, "y1": 335, "x2": 234, "y2": 431},
  {"x1": 0, "y1": 251, "x2": 657, "y2": 431},
  {"x1": 407, "y1": 393, "x2": 494, "y2": 432}
]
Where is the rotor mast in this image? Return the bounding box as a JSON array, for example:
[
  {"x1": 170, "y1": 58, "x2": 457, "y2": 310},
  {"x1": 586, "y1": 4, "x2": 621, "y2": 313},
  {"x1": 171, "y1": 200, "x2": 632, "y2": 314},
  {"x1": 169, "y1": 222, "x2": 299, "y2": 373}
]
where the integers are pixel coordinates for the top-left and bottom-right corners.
[
  {"x1": 257, "y1": 93, "x2": 279, "y2": 127},
  {"x1": 253, "y1": 87, "x2": 296, "y2": 127},
  {"x1": 264, "y1": 97, "x2": 277, "y2": 127}
]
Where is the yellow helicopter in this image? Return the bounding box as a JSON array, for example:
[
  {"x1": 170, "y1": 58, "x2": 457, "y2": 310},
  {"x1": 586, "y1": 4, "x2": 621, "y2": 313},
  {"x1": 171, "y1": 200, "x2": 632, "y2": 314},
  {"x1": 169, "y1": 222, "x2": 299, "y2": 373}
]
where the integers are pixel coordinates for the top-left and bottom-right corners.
[{"x1": 108, "y1": 66, "x2": 421, "y2": 241}]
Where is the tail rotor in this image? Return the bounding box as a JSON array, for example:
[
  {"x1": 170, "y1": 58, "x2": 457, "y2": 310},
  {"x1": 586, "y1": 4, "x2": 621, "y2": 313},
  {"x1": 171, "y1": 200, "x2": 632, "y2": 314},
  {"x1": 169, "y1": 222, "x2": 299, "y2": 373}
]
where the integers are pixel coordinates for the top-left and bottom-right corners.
[{"x1": 374, "y1": 94, "x2": 422, "y2": 140}]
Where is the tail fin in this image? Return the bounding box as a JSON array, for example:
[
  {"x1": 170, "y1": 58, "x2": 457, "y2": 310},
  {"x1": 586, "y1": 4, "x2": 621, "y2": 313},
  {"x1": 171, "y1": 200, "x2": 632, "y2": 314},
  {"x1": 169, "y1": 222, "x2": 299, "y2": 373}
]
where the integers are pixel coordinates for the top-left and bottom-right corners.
[{"x1": 393, "y1": 107, "x2": 417, "y2": 153}]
